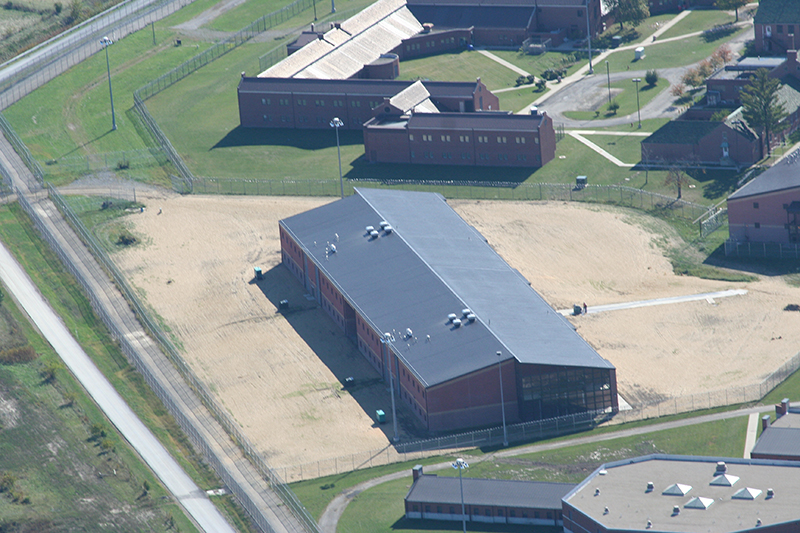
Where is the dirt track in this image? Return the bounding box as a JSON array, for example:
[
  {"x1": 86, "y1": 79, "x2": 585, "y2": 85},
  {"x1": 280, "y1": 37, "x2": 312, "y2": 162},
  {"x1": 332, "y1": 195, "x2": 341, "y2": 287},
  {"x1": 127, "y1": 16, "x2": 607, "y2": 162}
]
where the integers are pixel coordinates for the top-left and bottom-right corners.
[{"x1": 112, "y1": 194, "x2": 800, "y2": 467}]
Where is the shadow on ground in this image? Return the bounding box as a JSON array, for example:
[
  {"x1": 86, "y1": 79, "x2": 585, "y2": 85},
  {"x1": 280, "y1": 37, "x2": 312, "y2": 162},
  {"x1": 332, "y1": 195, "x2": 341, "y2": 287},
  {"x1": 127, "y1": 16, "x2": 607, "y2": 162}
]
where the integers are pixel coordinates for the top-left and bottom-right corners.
[
  {"x1": 389, "y1": 517, "x2": 559, "y2": 532},
  {"x1": 249, "y1": 264, "x2": 430, "y2": 442},
  {"x1": 212, "y1": 126, "x2": 364, "y2": 150},
  {"x1": 346, "y1": 159, "x2": 536, "y2": 185}
]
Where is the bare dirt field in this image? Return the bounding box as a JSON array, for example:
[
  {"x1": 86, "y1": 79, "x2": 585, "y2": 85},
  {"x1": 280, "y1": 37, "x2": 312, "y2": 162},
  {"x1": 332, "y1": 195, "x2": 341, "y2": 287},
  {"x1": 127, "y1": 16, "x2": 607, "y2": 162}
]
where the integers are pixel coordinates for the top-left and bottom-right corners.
[{"x1": 110, "y1": 193, "x2": 800, "y2": 468}]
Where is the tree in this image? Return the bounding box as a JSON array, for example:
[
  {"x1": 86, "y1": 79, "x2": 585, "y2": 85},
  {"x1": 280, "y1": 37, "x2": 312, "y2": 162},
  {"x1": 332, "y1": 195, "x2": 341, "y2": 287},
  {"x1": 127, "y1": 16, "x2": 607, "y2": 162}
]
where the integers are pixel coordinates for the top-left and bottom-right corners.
[
  {"x1": 664, "y1": 166, "x2": 690, "y2": 199},
  {"x1": 608, "y1": 100, "x2": 620, "y2": 114},
  {"x1": 645, "y1": 69, "x2": 658, "y2": 87},
  {"x1": 613, "y1": 0, "x2": 650, "y2": 30},
  {"x1": 715, "y1": 0, "x2": 747, "y2": 22},
  {"x1": 741, "y1": 68, "x2": 788, "y2": 156}
]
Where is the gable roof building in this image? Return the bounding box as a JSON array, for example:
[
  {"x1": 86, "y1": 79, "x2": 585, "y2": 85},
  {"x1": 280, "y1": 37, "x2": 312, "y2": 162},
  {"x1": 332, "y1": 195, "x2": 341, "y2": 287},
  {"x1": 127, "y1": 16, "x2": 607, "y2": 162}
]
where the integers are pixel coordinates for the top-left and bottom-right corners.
[
  {"x1": 279, "y1": 189, "x2": 617, "y2": 432},
  {"x1": 753, "y1": 0, "x2": 800, "y2": 54}
]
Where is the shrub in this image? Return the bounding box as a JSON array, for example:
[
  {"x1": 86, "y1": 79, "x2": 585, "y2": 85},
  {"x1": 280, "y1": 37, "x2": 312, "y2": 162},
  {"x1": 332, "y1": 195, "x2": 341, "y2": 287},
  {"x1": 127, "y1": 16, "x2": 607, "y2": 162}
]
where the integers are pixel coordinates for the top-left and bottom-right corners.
[
  {"x1": 608, "y1": 100, "x2": 620, "y2": 114},
  {"x1": 117, "y1": 231, "x2": 137, "y2": 246},
  {"x1": 116, "y1": 159, "x2": 130, "y2": 170},
  {"x1": 535, "y1": 78, "x2": 546, "y2": 91},
  {"x1": 645, "y1": 69, "x2": 658, "y2": 87},
  {"x1": 40, "y1": 361, "x2": 61, "y2": 383},
  {"x1": 0, "y1": 345, "x2": 38, "y2": 364},
  {"x1": 710, "y1": 110, "x2": 729, "y2": 121},
  {"x1": 670, "y1": 83, "x2": 686, "y2": 97},
  {"x1": 54, "y1": 1, "x2": 61, "y2": 14},
  {"x1": 526, "y1": 74, "x2": 535, "y2": 85}
]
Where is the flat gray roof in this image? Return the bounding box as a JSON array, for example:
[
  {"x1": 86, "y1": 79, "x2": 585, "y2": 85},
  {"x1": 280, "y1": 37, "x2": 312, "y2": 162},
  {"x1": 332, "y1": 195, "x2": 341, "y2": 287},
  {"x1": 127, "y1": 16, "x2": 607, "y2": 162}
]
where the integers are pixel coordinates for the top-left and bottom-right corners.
[
  {"x1": 280, "y1": 188, "x2": 614, "y2": 388},
  {"x1": 406, "y1": 474, "x2": 574, "y2": 508},
  {"x1": 728, "y1": 149, "x2": 800, "y2": 200},
  {"x1": 564, "y1": 455, "x2": 800, "y2": 533}
]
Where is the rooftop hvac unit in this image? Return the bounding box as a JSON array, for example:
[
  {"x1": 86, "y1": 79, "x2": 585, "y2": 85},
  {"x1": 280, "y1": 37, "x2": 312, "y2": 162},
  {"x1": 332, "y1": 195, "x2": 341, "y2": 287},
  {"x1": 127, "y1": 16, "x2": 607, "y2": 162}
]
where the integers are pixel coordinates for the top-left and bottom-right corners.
[
  {"x1": 329, "y1": 244, "x2": 336, "y2": 253},
  {"x1": 366, "y1": 225, "x2": 375, "y2": 233},
  {"x1": 384, "y1": 225, "x2": 393, "y2": 234},
  {"x1": 462, "y1": 308, "x2": 471, "y2": 317},
  {"x1": 452, "y1": 318, "x2": 462, "y2": 328},
  {"x1": 370, "y1": 230, "x2": 379, "y2": 238},
  {"x1": 447, "y1": 313, "x2": 457, "y2": 322},
  {"x1": 379, "y1": 221, "x2": 389, "y2": 229},
  {"x1": 467, "y1": 314, "x2": 476, "y2": 322},
  {"x1": 406, "y1": 328, "x2": 413, "y2": 338}
]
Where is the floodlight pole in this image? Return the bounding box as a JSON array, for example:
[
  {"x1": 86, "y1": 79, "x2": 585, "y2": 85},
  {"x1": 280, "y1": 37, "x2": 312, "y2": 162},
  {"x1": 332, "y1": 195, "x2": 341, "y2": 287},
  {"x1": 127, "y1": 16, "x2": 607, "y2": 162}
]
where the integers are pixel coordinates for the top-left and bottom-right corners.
[
  {"x1": 330, "y1": 117, "x2": 344, "y2": 198},
  {"x1": 381, "y1": 335, "x2": 399, "y2": 443},
  {"x1": 585, "y1": 0, "x2": 593, "y2": 74},
  {"x1": 331, "y1": 0, "x2": 335, "y2": 13},
  {"x1": 497, "y1": 351, "x2": 508, "y2": 447},
  {"x1": 100, "y1": 37, "x2": 116, "y2": 131},
  {"x1": 605, "y1": 60, "x2": 611, "y2": 103},
  {"x1": 313, "y1": 0, "x2": 317, "y2": 20},
  {"x1": 632, "y1": 78, "x2": 642, "y2": 128},
  {"x1": 452, "y1": 458, "x2": 469, "y2": 533}
]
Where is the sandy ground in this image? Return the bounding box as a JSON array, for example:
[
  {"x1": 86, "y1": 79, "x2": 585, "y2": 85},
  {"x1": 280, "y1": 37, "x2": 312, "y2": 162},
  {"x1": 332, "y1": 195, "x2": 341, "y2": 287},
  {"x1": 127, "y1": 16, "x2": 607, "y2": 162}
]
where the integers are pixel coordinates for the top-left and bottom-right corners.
[{"x1": 111, "y1": 194, "x2": 800, "y2": 467}]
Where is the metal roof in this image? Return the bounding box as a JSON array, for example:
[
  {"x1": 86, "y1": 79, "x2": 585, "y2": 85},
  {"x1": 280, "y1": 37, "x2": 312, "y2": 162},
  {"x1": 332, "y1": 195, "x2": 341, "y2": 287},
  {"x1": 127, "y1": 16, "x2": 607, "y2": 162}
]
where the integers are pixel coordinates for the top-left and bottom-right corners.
[
  {"x1": 389, "y1": 80, "x2": 439, "y2": 113},
  {"x1": 240, "y1": 77, "x2": 479, "y2": 99},
  {"x1": 406, "y1": 474, "x2": 574, "y2": 508},
  {"x1": 406, "y1": 4, "x2": 535, "y2": 29},
  {"x1": 751, "y1": 427, "x2": 800, "y2": 459},
  {"x1": 407, "y1": 111, "x2": 546, "y2": 130},
  {"x1": 279, "y1": 188, "x2": 613, "y2": 388},
  {"x1": 728, "y1": 149, "x2": 800, "y2": 200}
]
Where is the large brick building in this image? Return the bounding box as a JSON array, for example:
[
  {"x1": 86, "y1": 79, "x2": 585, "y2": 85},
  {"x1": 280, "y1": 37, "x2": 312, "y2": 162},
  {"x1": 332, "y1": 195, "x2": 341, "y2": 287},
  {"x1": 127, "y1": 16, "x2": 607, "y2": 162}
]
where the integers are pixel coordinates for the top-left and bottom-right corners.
[
  {"x1": 279, "y1": 188, "x2": 618, "y2": 433},
  {"x1": 753, "y1": 0, "x2": 800, "y2": 55},
  {"x1": 363, "y1": 108, "x2": 556, "y2": 167},
  {"x1": 726, "y1": 148, "x2": 800, "y2": 245}
]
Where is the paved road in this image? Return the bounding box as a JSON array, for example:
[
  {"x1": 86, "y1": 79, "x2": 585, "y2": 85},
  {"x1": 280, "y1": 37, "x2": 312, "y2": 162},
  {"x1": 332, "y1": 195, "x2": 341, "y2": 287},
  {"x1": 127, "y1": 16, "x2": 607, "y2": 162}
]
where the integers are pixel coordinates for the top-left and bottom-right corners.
[
  {"x1": 0, "y1": 241, "x2": 236, "y2": 533},
  {"x1": 557, "y1": 289, "x2": 748, "y2": 316},
  {"x1": 318, "y1": 404, "x2": 770, "y2": 532}
]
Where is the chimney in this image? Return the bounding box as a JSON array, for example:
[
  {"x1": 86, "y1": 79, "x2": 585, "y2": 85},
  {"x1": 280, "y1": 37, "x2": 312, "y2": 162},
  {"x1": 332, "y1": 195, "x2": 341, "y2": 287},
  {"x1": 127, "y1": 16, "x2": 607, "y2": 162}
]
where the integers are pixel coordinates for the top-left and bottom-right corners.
[
  {"x1": 782, "y1": 398, "x2": 790, "y2": 412},
  {"x1": 412, "y1": 465, "x2": 423, "y2": 481},
  {"x1": 311, "y1": 22, "x2": 315, "y2": 32},
  {"x1": 762, "y1": 415, "x2": 771, "y2": 431}
]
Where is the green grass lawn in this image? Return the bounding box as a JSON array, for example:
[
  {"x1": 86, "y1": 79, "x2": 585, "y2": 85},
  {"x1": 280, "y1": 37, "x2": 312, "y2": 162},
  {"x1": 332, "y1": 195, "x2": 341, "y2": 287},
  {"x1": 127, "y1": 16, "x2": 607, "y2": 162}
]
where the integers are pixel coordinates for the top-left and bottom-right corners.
[
  {"x1": 209, "y1": 0, "x2": 378, "y2": 32},
  {"x1": 576, "y1": 133, "x2": 647, "y2": 165},
  {"x1": 603, "y1": 28, "x2": 748, "y2": 73},
  {"x1": 497, "y1": 85, "x2": 550, "y2": 113},
  {"x1": 334, "y1": 416, "x2": 748, "y2": 532},
  {"x1": 563, "y1": 79, "x2": 668, "y2": 121},
  {"x1": 397, "y1": 51, "x2": 521, "y2": 92},
  {"x1": 658, "y1": 9, "x2": 736, "y2": 41},
  {"x1": 486, "y1": 50, "x2": 586, "y2": 80}
]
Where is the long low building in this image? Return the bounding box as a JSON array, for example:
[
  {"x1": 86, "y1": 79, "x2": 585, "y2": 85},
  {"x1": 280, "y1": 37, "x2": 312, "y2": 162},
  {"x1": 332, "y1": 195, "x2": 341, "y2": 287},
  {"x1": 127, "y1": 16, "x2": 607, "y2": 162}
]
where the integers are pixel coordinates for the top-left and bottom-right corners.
[{"x1": 279, "y1": 188, "x2": 618, "y2": 433}]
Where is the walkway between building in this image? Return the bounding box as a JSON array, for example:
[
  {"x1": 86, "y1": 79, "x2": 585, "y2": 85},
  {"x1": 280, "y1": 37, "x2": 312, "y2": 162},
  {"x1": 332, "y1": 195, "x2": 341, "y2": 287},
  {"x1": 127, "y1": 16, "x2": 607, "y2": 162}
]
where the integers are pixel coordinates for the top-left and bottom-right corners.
[
  {"x1": 743, "y1": 412, "x2": 760, "y2": 458},
  {"x1": 567, "y1": 131, "x2": 638, "y2": 167},
  {"x1": 557, "y1": 289, "x2": 748, "y2": 316}
]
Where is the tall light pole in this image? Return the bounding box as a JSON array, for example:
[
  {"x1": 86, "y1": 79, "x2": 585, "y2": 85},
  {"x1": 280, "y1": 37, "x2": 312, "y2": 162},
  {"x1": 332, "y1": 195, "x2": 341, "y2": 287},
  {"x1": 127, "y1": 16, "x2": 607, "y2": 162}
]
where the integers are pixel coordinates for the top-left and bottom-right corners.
[
  {"x1": 331, "y1": 0, "x2": 335, "y2": 12},
  {"x1": 381, "y1": 333, "x2": 399, "y2": 443},
  {"x1": 497, "y1": 351, "x2": 508, "y2": 447},
  {"x1": 605, "y1": 60, "x2": 611, "y2": 104},
  {"x1": 452, "y1": 458, "x2": 469, "y2": 533},
  {"x1": 632, "y1": 78, "x2": 642, "y2": 129},
  {"x1": 585, "y1": 0, "x2": 593, "y2": 74},
  {"x1": 330, "y1": 117, "x2": 344, "y2": 198},
  {"x1": 100, "y1": 37, "x2": 116, "y2": 131}
]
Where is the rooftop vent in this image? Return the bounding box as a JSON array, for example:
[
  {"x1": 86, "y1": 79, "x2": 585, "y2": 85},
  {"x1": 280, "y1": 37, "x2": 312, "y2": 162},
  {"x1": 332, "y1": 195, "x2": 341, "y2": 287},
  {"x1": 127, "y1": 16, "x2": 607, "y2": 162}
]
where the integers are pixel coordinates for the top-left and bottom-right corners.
[
  {"x1": 594, "y1": 488, "x2": 600, "y2": 496},
  {"x1": 603, "y1": 507, "x2": 609, "y2": 515},
  {"x1": 447, "y1": 313, "x2": 457, "y2": 323},
  {"x1": 329, "y1": 244, "x2": 336, "y2": 253},
  {"x1": 467, "y1": 314, "x2": 476, "y2": 322},
  {"x1": 452, "y1": 318, "x2": 462, "y2": 328},
  {"x1": 766, "y1": 488, "x2": 774, "y2": 499},
  {"x1": 598, "y1": 469, "x2": 607, "y2": 476},
  {"x1": 405, "y1": 328, "x2": 413, "y2": 338},
  {"x1": 370, "y1": 230, "x2": 379, "y2": 239},
  {"x1": 384, "y1": 225, "x2": 393, "y2": 234},
  {"x1": 715, "y1": 461, "x2": 727, "y2": 474},
  {"x1": 663, "y1": 483, "x2": 692, "y2": 496},
  {"x1": 756, "y1": 519, "x2": 762, "y2": 527},
  {"x1": 366, "y1": 225, "x2": 375, "y2": 233},
  {"x1": 672, "y1": 506, "x2": 680, "y2": 516},
  {"x1": 646, "y1": 481, "x2": 654, "y2": 492},
  {"x1": 379, "y1": 221, "x2": 389, "y2": 229},
  {"x1": 462, "y1": 308, "x2": 471, "y2": 317},
  {"x1": 646, "y1": 519, "x2": 652, "y2": 529}
]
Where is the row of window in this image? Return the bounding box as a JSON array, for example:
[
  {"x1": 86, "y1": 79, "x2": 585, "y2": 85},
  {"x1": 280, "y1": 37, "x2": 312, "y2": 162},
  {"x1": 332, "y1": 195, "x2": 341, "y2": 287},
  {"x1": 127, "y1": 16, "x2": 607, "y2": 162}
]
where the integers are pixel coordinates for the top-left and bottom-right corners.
[
  {"x1": 404, "y1": 37, "x2": 457, "y2": 52},
  {"x1": 412, "y1": 505, "x2": 555, "y2": 520},
  {"x1": 410, "y1": 134, "x2": 538, "y2": 144},
  {"x1": 411, "y1": 151, "x2": 534, "y2": 162},
  {"x1": 261, "y1": 98, "x2": 373, "y2": 108},
  {"x1": 775, "y1": 24, "x2": 796, "y2": 34}
]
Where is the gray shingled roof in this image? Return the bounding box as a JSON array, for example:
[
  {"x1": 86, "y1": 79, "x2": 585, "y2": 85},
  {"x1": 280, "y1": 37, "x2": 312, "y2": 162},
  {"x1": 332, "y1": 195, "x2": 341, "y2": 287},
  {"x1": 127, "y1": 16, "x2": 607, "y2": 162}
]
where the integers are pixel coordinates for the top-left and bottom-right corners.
[
  {"x1": 728, "y1": 149, "x2": 800, "y2": 200},
  {"x1": 406, "y1": 474, "x2": 574, "y2": 508},
  {"x1": 753, "y1": 0, "x2": 800, "y2": 25},
  {"x1": 407, "y1": 111, "x2": 545, "y2": 130},
  {"x1": 406, "y1": 4, "x2": 535, "y2": 29},
  {"x1": 239, "y1": 77, "x2": 479, "y2": 99},
  {"x1": 751, "y1": 427, "x2": 800, "y2": 459},
  {"x1": 642, "y1": 121, "x2": 724, "y2": 146},
  {"x1": 279, "y1": 189, "x2": 614, "y2": 388}
]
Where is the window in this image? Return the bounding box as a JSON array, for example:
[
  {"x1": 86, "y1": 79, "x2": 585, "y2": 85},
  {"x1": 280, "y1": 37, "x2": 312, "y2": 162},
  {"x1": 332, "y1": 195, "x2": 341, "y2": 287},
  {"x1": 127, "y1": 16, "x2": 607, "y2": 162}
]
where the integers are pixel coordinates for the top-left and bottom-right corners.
[
  {"x1": 409, "y1": 134, "x2": 415, "y2": 141},
  {"x1": 442, "y1": 152, "x2": 452, "y2": 159},
  {"x1": 281, "y1": 115, "x2": 291, "y2": 123},
  {"x1": 535, "y1": 511, "x2": 540, "y2": 519},
  {"x1": 459, "y1": 135, "x2": 470, "y2": 142},
  {"x1": 477, "y1": 135, "x2": 488, "y2": 143},
  {"x1": 498, "y1": 154, "x2": 508, "y2": 161},
  {"x1": 297, "y1": 99, "x2": 306, "y2": 106},
  {"x1": 516, "y1": 136, "x2": 526, "y2": 144},
  {"x1": 778, "y1": 25, "x2": 783, "y2": 34},
  {"x1": 461, "y1": 152, "x2": 471, "y2": 160},
  {"x1": 422, "y1": 134, "x2": 433, "y2": 142},
  {"x1": 485, "y1": 509, "x2": 491, "y2": 516},
  {"x1": 753, "y1": 202, "x2": 759, "y2": 209},
  {"x1": 279, "y1": 98, "x2": 290, "y2": 106},
  {"x1": 261, "y1": 98, "x2": 268, "y2": 105},
  {"x1": 437, "y1": 506, "x2": 442, "y2": 514},
  {"x1": 517, "y1": 154, "x2": 527, "y2": 161},
  {"x1": 425, "y1": 506, "x2": 430, "y2": 513},
  {"x1": 755, "y1": 222, "x2": 761, "y2": 229},
  {"x1": 577, "y1": 9, "x2": 583, "y2": 16},
  {"x1": 352, "y1": 100, "x2": 361, "y2": 107},
  {"x1": 510, "y1": 511, "x2": 516, "y2": 517},
  {"x1": 535, "y1": 137, "x2": 539, "y2": 144},
  {"x1": 333, "y1": 100, "x2": 344, "y2": 107},
  {"x1": 480, "y1": 153, "x2": 489, "y2": 160},
  {"x1": 315, "y1": 99, "x2": 325, "y2": 107},
  {"x1": 441, "y1": 135, "x2": 450, "y2": 142},
  {"x1": 263, "y1": 115, "x2": 270, "y2": 122},
  {"x1": 450, "y1": 507, "x2": 455, "y2": 514}
]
